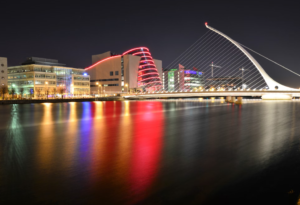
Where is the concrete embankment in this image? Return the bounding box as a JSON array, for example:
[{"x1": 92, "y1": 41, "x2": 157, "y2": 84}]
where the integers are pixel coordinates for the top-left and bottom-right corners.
[{"x1": 0, "y1": 97, "x2": 125, "y2": 104}]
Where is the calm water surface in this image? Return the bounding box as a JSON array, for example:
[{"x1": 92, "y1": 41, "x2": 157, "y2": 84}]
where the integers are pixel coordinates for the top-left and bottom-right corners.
[{"x1": 1, "y1": 100, "x2": 300, "y2": 205}]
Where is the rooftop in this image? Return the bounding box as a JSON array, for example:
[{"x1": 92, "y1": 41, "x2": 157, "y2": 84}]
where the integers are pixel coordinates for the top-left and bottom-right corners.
[{"x1": 21, "y1": 57, "x2": 66, "y2": 66}]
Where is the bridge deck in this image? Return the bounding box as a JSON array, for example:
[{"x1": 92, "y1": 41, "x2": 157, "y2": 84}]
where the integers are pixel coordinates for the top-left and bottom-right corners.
[{"x1": 124, "y1": 91, "x2": 300, "y2": 99}]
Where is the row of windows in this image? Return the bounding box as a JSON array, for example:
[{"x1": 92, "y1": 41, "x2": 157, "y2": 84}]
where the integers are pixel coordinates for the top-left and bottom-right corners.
[
  {"x1": 110, "y1": 71, "x2": 119, "y2": 76},
  {"x1": 35, "y1": 74, "x2": 56, "y2": 79},
  {"x1": 91, "y1": 84, "x2": 119, "y2": 87},
  {"x1": 8, "y1": 75, "x2": 34, "y2": 79},
  {"x1": 8, "y1": 67, "x2": 86, "y2": 75},
  {"x1": 8, "y1": 80, "x2": 55, "y2": 85},
  {"x1": 104, "y1": 84, "x2": 119, "y2": 86},
  {"x1": 74, "y1": 76, "x2": 90, "y2": 81},
  {"x1": 74, "y1": 82, "x2": 90, "y2": 86},
  {"x1": 90, "y1": 78, "x2": 119, "y2": 82},
  {"x1": 35, "y1": 80, "x2": 56, "y2": 85},
  {"x1": 74, "y1": 88, "x2": 90, "y2": 92}
]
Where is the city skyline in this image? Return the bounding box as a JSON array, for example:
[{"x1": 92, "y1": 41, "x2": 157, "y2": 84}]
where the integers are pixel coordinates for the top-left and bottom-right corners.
[{"x1": 1, "y1": 0, "x2": 300, "y2": 88}]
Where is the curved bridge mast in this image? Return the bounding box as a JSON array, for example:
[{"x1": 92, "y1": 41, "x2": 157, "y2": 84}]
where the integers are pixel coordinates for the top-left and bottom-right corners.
[{"x1": 205, "y1": 23, "x2": 296, "y2": 91}]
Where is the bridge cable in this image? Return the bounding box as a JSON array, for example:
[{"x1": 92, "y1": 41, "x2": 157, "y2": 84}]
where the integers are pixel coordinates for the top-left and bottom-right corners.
[{"x1": 239, "y1": 43, "x2": 300, "y2": 77}]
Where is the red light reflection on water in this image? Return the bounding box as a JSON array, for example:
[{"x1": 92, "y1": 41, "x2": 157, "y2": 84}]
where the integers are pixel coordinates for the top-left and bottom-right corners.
[
  {"x1": 129, "y1": 101, "x2": 164, "y2": 203},
  {"x1": 88, "y1": 101, "x2": 164, "y2": 203}
]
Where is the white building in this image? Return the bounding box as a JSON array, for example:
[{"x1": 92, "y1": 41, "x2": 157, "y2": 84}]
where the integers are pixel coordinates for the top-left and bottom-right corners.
[{"x1": 8, "y1": 57, "x2": 90, "y2": 97}]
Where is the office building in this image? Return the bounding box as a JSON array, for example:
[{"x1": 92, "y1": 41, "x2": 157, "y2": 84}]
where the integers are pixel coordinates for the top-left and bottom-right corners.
[
  {"x1": 7, "y1": 57, "x2": 90, "y2": 97},
  {"x1": 0, "y1": 57, "x2": 8, "y2": 86},
  {"x1": 163, "y1": 64, "x2": 204, "y2": 91},
  {"x1": 205, "y1": 76, "x2": 242, "y2": 89},
  {"x1": 85, "y1": 47, "x2": 162, "y2": 94}
]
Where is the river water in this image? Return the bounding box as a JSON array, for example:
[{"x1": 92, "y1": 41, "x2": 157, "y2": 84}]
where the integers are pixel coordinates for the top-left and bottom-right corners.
[{"x1": 1, "y1": 100, "x2": 300, "y2": 205}]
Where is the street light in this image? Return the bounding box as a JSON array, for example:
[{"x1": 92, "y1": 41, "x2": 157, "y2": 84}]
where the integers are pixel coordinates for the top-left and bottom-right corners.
[
  {"x1": 239, "y1": 67, "x2": 248, "y2": 88},
  {"x1": 99, "y1": 84, "x2": 102, "y2": 97},
  {"x1": 96, "y1": 82, "x2": 99, "y2": 95},
  {"x1": 45, "y1": 81, "x2": 48, "y2": 99},
  {"x1": 71, "y1": 84, "x2": 73, "y2": 98}
]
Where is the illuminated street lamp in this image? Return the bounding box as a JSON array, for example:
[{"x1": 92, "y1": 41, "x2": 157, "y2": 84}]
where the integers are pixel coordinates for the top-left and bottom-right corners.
[
  {"x1": 99, "y1": 84, "x2": 102, "y2": 97},
  {"x1": 96, "y1": 82, "x2": 99, "y2": 95},
  {"x1": 45, "y1": 81, "x2": 48, "y2": 99},
  {"x1": 71, "y1": 84, "x2": 73, "y2": 98}
]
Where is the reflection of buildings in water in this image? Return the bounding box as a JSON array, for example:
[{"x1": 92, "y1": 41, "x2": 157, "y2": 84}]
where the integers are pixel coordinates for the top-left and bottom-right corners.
[
  {"x1": 62, "y1": 102, "x2": 79, "y2": 170},
  {"x1": 78, "y1": 102, "x2": 93, "y2": 165},
  {"x1": 37, "y1": 103, "x2": 55, "y2": 170},
  {"x1": 5, "y1": 104, "x2": 27, "y2": 173},
  {"x1": 258, "y1": 102, "x2": 289, "y2": 160},
  {"x1": 129, "y1": 101, "x2": 164, "y2": 203},
  {"x1": 89, "y1": 101, "x2": 125, "y2": 203}
]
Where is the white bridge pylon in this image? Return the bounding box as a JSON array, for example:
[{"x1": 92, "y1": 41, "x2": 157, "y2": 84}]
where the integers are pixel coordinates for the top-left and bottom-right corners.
[{"x1": 205, "y1": 23, "x2": 297, "y2": 91}]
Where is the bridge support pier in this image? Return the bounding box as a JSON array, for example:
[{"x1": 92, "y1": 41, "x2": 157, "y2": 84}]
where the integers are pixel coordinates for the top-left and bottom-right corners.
[
  {"x1": 235, "y1": 97, "x2": 243, "y2": 104},
  {"x1": 226, "y1": 96, "x2": 236, "y2": 103}
]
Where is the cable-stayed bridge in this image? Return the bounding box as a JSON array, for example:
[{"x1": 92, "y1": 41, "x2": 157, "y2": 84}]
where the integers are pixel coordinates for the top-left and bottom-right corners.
[{"x1": 128, "y1": 23, "x2": 300, "y2": 100}]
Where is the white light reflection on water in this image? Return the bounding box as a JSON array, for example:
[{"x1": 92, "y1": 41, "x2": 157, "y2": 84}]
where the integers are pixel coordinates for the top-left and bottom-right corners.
[{"x1": 0, "y1": 100, "x2": 300, "y2": 204}]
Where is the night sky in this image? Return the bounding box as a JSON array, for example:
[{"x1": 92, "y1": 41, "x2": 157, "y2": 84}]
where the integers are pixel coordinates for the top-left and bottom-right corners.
[{"x1": 1, "y1": 0, "x2": 300, "y2": 87}]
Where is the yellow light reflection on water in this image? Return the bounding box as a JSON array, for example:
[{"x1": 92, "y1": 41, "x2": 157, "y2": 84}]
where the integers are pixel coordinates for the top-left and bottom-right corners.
[
  {"x1": 37, "y1": 103, "x2": 54, "y2": 171},
  {"x1": 114, "y1": 101, "x2": 133, "y2": 194},
  {"x1": 62, "y1": 102, "x2": 78, "y2": 171}
]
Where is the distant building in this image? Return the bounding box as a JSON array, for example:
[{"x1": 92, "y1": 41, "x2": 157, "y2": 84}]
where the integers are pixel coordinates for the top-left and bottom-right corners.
[
  {"x1": 163, "y1": 64, "x2": 204, "y2": 91},
  {"x1": 205, "y1": 76, "x2": 242, "y2": 89},
  {"x1": 0, "y1": 57, "x2": 8, "y2": 86},
  {"x1": 85, "y1": 47, "x2": 163, "y2": 95},
  {"x1": 8, "y1": 57, "x2": 90, "y2": 97}
]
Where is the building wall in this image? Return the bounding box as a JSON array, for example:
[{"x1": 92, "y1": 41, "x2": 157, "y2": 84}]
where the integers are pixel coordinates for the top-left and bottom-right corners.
[
  {"x1": 154, "y1": 59, "x2": 163, "y2": 81},
  {"x1": 124, "y1": 55, "x2": 140, "y2": 90},
  {"x1": 7, "y1": 65, "x2": 89, "y2": 96},
  {"x1": 87, "y1": 49, "x2": 163, "y2": 94},
  {"x1": 87, "y1": 56, "x2": 122, "y2": 94},
  {"x1": 92, "y1": 51, "x2": 111, "y2": 64},
  {"x1": 0, "y1": 57, "x2": 8, "y2": 86}
]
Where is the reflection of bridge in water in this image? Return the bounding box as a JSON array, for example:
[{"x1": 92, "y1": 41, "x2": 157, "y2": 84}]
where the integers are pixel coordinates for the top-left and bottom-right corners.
[{"x1": 132, "y1": 23, "x2": 300, "y2": 100}]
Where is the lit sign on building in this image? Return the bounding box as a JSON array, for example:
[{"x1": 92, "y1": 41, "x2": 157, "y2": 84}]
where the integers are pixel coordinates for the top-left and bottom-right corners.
[{"x1": 184, "y1": 70, "x2": 197, "y2": 75}]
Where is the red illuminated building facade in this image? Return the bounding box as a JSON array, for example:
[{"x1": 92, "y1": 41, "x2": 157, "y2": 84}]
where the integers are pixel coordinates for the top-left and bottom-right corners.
[{"x1": 86, "y1": 47, "x2": 162, "y2": 95}]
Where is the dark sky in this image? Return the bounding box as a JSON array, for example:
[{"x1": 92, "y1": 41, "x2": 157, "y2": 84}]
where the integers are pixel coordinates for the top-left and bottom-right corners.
[{"x1": 1, "y1": 0, "x2": 300, "y2": 87}]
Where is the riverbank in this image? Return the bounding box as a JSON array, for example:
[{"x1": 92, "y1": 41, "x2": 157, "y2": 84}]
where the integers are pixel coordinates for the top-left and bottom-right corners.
[{"x1": 0, "y1": 97, "x2": 125, "y2": 104}]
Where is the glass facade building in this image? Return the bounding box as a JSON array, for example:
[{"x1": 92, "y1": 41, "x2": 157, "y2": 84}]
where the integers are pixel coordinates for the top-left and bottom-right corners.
[
  {"x1": 8, "y1": 58, "x2": 90, "y2": 97},
  {"x1": 163, "y1": 66, "x2": 204, "y2": 91}
]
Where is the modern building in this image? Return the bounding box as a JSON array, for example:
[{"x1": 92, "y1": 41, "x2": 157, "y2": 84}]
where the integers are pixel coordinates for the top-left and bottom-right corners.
[
  {"x1": 0, "y1": 57, "x2": 8, "y2": 87},
  {"x1": 205, "y1": 76, "x2": 242, "y2": 89},
  {"x1": 85, "y1": 47, "x2": 162, "y2": 95},
  {"x1": 7, "y1": 57, "x2": 90, "y2": 97},
  {"x1": 163, "y1": 64, "x2": 204, "y2": 91}
]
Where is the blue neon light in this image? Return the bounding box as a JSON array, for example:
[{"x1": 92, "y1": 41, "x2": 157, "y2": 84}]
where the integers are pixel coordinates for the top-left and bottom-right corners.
[
  {"x1": 184, "y1": 70, "x2": 197, "y2": 75},
  {"x1": 83, "y1": 73, "x2": 87, "y2": 76}
]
